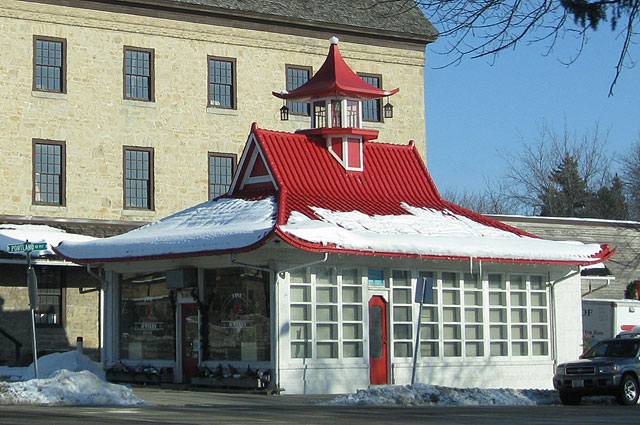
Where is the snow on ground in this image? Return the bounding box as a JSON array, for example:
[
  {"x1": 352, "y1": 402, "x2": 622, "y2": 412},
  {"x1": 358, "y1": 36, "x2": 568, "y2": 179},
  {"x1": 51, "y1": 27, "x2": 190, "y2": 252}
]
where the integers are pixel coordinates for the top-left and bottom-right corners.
[
  {"x1": 0, "y1": 351, "x2": 144, "y2": 406},
  {"x1": 326, "y1": 384, "x2": 614, "y2": 407}
]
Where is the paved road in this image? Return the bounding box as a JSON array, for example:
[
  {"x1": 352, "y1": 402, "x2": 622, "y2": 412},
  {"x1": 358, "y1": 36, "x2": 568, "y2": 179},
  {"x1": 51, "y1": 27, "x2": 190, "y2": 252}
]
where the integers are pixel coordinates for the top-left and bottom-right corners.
[{"x1": 0, "y1": 387, "x2": 639, "y2": 424}]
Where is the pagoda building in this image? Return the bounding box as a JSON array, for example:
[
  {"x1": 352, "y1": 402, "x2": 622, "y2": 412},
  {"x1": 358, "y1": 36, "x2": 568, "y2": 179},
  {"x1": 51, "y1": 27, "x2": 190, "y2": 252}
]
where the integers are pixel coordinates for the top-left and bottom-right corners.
[{"x1": 56, "y1": 38, "x2": 612, "y2": 395}]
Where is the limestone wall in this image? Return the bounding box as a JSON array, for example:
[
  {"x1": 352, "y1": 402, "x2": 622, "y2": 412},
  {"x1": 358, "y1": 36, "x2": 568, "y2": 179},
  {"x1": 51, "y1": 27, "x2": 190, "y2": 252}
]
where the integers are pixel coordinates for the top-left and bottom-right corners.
[{"x1": 0, "y1": 0, "x2": 427, "y2": 223}]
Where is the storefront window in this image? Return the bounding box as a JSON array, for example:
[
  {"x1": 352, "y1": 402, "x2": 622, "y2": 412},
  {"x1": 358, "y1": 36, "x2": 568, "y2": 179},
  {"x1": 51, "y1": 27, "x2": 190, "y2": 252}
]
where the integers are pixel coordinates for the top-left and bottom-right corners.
[
  {"x1": 203, "y1": 268, "x2": 270, "y2": 362},
  {"x1": 120, "y1": 273, "x2": 175, "y2": 360}
]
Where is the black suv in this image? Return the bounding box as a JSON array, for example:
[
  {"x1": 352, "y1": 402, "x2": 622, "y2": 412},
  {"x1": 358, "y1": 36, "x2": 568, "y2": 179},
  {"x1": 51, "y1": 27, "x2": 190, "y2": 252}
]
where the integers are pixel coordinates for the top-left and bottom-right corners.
[{"x1": 553, "y1": 337, "x2": 640, "y2": 405}]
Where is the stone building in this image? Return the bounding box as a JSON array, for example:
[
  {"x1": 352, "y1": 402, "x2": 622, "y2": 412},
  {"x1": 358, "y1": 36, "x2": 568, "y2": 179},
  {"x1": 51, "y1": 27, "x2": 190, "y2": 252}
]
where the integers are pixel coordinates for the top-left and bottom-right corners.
[{"x1": 0, "y1": 0, "x2": 437, "y2": 365}]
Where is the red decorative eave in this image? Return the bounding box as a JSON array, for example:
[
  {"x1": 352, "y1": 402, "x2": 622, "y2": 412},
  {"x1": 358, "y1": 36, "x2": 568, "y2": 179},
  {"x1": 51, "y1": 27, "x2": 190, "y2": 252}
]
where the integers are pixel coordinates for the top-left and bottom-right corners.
[{"x1": 273, "y1": 40, "x2": 399, "y2": 101}]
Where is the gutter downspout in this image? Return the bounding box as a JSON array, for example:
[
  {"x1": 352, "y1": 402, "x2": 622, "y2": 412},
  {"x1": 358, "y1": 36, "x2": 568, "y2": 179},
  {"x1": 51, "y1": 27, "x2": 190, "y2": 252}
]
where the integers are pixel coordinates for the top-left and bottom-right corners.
[
  {"x1": 548, "y1": 270, "x2": 581, "y2": 373},
  {"x1": 229, "y1": 253, "x2": 328, "y2": 394}
]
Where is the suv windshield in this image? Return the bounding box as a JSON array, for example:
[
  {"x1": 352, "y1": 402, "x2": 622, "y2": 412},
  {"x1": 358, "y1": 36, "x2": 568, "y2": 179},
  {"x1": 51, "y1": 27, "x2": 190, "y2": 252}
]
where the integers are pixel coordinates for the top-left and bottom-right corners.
[{"x1": 584, "y1": 339, "x2": 640, "y2": 359}]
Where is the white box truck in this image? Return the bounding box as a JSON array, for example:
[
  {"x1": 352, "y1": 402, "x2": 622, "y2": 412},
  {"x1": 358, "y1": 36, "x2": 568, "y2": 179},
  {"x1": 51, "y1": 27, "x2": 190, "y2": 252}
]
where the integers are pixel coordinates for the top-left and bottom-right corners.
[{"x1": 582, "y1": 298, "x2": 640, "y2": 350}]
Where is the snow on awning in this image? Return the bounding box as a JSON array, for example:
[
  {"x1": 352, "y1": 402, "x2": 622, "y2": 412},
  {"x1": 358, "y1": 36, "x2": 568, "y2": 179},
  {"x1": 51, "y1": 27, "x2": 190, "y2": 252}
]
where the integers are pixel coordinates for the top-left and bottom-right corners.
[
  {"x1": 278, "y1": 204, "x2": 610, "y2": 264},
  {"x1": 0, "y1": 224, "x2": 94, "y2": 257},
  {"x1": 54, "y1": 197, "x2": 277, "y2": 262}
]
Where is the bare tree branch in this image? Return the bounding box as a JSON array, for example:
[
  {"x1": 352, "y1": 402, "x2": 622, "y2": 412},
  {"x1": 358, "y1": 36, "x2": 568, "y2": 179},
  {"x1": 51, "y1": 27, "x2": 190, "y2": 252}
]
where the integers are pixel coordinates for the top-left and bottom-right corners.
[{"x1": 395, "y1": 0, "x2": 640, "y2": 94}]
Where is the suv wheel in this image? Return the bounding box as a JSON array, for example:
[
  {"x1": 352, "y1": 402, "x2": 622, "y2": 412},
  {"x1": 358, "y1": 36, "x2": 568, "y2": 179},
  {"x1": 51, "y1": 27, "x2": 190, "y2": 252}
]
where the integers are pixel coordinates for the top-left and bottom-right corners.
[
  {"x1": 616, "y1": 375, "x2": 639, "y2": 405},
  {"x1": 559, "y1": 391, "x2": 581, "y2": 406}
]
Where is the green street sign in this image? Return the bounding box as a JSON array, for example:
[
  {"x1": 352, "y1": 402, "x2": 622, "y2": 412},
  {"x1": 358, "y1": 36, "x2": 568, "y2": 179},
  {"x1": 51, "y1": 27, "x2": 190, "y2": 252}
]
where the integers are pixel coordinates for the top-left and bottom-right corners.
[{"x1": 7, "y1": 242, "x2": 48, "y2": 253}]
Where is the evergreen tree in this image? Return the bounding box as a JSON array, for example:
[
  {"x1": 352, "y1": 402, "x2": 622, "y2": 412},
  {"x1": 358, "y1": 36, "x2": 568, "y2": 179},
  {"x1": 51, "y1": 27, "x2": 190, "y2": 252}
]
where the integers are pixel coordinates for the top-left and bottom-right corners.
[
  {"x1": 540, "y1": 154, "x2": 590, "y2": 217},
  {"x1": 590, "y1": 175, "x2": 629, "y2": 220}
]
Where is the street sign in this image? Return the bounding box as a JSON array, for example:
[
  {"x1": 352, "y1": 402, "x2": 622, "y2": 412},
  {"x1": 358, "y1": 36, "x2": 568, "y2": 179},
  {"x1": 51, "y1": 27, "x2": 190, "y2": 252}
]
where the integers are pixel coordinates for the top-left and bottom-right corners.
[
  {"x1": 414, "y1": 277, "x2": 434, "y2": 303},
  {"x1": 6, "y1": 242, "x2": 47, "y2": 253}
]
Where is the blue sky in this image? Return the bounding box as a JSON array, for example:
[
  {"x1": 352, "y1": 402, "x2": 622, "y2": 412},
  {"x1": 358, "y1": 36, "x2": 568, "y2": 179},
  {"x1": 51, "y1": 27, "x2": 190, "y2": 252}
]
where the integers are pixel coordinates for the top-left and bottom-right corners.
[{"x1": 424, "y1": 25, "x2": 640, "y2": 195}]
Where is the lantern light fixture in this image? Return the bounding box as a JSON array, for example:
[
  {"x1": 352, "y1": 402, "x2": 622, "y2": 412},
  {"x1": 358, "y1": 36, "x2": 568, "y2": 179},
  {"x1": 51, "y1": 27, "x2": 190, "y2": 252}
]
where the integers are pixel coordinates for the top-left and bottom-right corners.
[
  {"x1": 383, "y1": 98, "x2": 393, "y2": 119},
  {"x1": 280, "y1": 101, "x2": 289, "y2": 121}
]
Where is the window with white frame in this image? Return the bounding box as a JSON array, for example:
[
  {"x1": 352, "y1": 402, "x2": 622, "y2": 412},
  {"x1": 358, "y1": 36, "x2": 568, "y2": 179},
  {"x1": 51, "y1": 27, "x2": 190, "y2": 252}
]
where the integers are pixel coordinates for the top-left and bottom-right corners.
[
  {"x1": 463, "y1": 273, "x2": 484, "y2": 357},
  {"x1": 417, "y1": 271, "x2": 550, "y2": 359},
  {"x1": 315, "y1": 267, "x2": 338, "y2": 358},
  {"x1": 418, "y1": 271, "x2": 439, "y2": 357},
  {"x1": 289, "y1": 267, "x2": 365, "y2": 360},
  {"x1": 488, "y1": 273, "x2": 508, "y2": 356},
  {"x1": 392, "y1": 270, "x2": 413, "y2": 357},
  {"x1": 341, "y1": 268, "x2": 364, "y2": 358},
  {"x1": 290, "y1": 268, "x2": 312, "y2": 359},
  {"x1": 530, "y1": 275, "x2": 549, "y2": 355},
  {"x1": 442, "y1": 272, "x2": 462, "y2": 357}
]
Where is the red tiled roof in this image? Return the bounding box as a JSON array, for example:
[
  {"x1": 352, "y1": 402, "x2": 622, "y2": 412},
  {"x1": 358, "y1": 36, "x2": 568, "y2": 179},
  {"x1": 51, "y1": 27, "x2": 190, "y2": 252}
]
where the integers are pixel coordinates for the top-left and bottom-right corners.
[
  {"x1": 273, "y1": 42, "x2": 399, "y2": 101},
  {"x1": 250, "y1": 125, "x2": 532, "y2": 236}
]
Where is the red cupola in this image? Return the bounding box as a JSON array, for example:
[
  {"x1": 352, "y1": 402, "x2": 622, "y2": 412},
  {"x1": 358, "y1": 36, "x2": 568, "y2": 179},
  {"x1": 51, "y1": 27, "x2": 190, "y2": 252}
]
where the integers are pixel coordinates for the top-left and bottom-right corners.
[{"x1": 273, "y1": 37, "x2": 398, "y2": 171}]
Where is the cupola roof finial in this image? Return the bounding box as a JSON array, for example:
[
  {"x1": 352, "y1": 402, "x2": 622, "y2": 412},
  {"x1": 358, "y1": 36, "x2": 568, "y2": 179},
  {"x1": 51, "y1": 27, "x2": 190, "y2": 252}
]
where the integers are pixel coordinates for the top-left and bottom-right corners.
[{"x1": 329, "y1": 36, "x2": 339, "y2": 45}]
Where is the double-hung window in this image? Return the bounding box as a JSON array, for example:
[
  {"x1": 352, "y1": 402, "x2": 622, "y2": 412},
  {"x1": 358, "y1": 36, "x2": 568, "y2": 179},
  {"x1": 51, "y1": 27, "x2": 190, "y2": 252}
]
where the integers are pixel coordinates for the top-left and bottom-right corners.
[
  {"x1": 34, "y1": 36, "x2": 66, "y2": 93},
  {"x1": 124, "y1": 147, "x2": 154, "y2": 209},
  {"x1": 124, "y1": 46, "x2": 154, "y2": 101},
  {"x1": 208, "y1": 153, "x2": 236, "y2": 200},
  {"x1": 35, "y1": 267, "x2": 64, "y2": 327},
  {"x1": 208, "y1": 57, "x2": 236, "y2": 109},
  {"x1": 33, "y1": 139, "x2": 65, "y2": 206},
  {"x1": 286, "y1": 65, "x2": 311, "y2": 116},
  {"x1": 358, "y1": 74, "x2": 382, "y2": 122}
]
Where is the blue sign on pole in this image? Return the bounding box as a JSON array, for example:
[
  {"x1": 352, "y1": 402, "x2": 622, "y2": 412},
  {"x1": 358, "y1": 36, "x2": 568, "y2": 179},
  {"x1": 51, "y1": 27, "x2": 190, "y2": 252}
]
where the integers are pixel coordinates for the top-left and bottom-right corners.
[{"x1": 415, "y1": 277, "x2": 434, "y2": 304}]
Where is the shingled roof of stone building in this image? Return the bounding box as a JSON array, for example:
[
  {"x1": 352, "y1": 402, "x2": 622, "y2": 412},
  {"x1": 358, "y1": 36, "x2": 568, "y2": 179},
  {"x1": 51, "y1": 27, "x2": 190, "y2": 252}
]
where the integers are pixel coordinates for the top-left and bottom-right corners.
[{"x1": 141, "y1": 0, "x2": 439, "y2": 41}]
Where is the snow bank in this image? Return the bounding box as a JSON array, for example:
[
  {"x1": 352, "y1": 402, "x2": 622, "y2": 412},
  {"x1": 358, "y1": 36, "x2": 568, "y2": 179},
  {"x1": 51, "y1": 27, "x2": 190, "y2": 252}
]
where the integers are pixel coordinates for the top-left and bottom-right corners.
[
  {"x1": 0, "y1": 370, "x2": 144, "y2": 406},
  {"x1": 0, "y1": 350, "x2": 105, "y2": 381},
  {"x1": 327, "y1": 384, "x2": 561, "y2": 406},
  {"x1": 0, "y1": 351, "x2": 143, "y2": 406}
]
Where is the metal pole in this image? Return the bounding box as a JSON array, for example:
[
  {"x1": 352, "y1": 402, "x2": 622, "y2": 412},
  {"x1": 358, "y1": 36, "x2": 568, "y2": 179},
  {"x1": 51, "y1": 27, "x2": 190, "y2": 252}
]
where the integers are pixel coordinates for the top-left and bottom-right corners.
[
  {"x1": 411, "y1": 281, "x2": 426, "y2": 386},
  {"x1": 30, "y1": 308, "x2": 39, "y2": 379},
  {"x1": 26, "y1": 249, "x2": 39, "y2": 379}
]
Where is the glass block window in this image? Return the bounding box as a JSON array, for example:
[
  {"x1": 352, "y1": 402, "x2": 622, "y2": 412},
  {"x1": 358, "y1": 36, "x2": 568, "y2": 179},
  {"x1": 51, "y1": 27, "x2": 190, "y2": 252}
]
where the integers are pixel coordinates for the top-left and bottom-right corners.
[
  {"x1": 208, "y1": 153, "x2": 236, "y2": 200},
  {"x1": 286, "y1": 65, "x2": 311, "y2": 115},
  {"x1": 208, "y1": 57, "x2": 235, "y2": 108},
  {"x1": 124, "y1": 47, "x2": 153, "y2": 101},
  {"x1": 392, "y1": 270, "x2": 413, "y2": 357},
  {"x1": 314, "y1": 266, "x2": 338, "y2": 358},
  {"x1": 34, "y1": 37, "x2": 65, "y2": 93},
  {"x1": 341, "y1": 268, "x2": 363, "y2": 358},
  {"x1": 124, "y1": 147, "x2": 153, "y2": 209},
  {"x1": 359, "y1": 74, "x2": 381, "y2": 122},
  {"x1": 419, "y1": 271, "x2": 439, "y2": 357},
  {"x1": 33, "y1": 140, "x2": 64, "y2": 206},
  {"x1": 34, "y1": 267, "x2": 63, "y2": 326},
  {"x1": 290, "y1": 268, "x2": 312, "y2": 359}
]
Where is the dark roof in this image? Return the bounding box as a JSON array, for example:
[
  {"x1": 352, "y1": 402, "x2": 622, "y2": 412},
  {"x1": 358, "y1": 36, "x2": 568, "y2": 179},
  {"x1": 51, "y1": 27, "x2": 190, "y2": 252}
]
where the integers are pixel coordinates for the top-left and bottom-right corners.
[{"x1": 146, "y1": 0, "x2": 438, "y2": 41}]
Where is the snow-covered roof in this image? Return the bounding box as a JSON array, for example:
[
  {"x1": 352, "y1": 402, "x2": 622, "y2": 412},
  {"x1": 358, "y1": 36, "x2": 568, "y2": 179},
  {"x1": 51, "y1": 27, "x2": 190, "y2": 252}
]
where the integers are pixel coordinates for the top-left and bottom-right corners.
[
  {"x1": 54, "y1": 125, "x2": 613, "y2": 265},
  {"x1": 55, "y1": 197, "x2": 276, "y2": 261},
  {"x1": 0, "y1": 224, "x2": 94, "y2": 257},
  {"x1": 280, "y1": 204, "x2": 608, "y2": 264}
]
